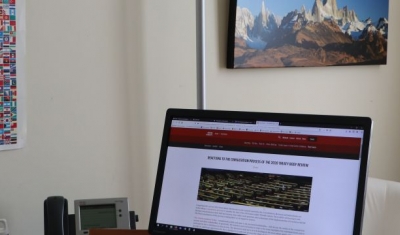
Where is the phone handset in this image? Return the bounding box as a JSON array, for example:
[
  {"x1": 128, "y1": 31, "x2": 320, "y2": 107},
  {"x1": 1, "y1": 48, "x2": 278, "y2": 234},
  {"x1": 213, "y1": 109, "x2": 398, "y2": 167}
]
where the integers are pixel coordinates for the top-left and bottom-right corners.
[
  {"x1": 44, "y1": 196, "x2": 69, "y2": 235},
  {"x1": 0, "y1": 219, "x2": 9, "y2": 235}
]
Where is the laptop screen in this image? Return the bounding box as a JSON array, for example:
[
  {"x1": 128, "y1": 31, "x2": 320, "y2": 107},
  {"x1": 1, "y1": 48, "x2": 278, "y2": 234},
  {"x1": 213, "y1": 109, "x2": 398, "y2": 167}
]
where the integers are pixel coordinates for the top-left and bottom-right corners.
[{"x1": 149, "y1": 109, "x2": 372, "y2": 235}]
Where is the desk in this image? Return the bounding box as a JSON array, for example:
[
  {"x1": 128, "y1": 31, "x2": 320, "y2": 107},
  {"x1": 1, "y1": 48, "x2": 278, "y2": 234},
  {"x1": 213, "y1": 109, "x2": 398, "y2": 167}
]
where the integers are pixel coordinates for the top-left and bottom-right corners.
[{"x1": 90, "y1": 230, "x2": 149, "y2": 235}]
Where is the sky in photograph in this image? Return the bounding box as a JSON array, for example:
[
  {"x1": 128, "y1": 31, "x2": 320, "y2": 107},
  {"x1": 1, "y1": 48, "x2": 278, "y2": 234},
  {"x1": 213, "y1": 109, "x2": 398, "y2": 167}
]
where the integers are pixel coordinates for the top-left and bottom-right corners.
[{"x1": 237, "y1": 0, "x2": 389, "y2": 22}]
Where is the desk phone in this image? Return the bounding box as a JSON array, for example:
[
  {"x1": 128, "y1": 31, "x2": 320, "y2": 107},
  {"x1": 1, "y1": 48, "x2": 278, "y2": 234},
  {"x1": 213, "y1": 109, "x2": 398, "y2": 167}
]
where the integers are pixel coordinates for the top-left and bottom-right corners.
[
  {"x1": 44, "y1": 196, "x2": 133, "y2": 235},
  {"x1": 75, "y1": 198, "x2": 130, "y2": 235}
]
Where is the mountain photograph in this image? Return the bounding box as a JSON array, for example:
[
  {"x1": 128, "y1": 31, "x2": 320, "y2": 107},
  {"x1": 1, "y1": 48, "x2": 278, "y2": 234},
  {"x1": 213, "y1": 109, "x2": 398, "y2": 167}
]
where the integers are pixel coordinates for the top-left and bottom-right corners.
[{"x1": 227, "y1": 0, "x2": 389, "y2": 68}]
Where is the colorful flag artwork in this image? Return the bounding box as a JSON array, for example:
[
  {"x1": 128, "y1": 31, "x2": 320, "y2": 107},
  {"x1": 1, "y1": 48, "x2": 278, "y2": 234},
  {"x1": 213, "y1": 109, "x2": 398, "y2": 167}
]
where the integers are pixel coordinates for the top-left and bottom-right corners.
[{"x1": 0, "y1": 0, "x2": 24, "y2": 150}]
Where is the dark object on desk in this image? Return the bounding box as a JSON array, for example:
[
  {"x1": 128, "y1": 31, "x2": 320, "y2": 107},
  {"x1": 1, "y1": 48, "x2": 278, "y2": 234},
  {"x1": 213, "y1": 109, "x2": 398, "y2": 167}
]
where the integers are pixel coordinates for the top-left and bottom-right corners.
[
  {"x1": 68, "y1": 214, "x2": 75, "y2": 235},
  {"x1": 129, "y1": 211, "x2": 139, "y2": 230},
  {"x1": 44, "y1": 196, "x2": 69, "y2": 235}
]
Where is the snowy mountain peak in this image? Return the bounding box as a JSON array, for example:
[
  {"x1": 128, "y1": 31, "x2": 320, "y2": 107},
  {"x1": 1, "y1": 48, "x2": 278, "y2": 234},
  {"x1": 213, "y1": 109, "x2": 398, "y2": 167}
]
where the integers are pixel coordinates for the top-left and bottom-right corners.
[
  {"x1": 311, "y1": 0, "x2": 359, "y2": 24},
  {"x1": 234, "y1": 7, "x2": 254, "y2": 40},
  {"x1": 377, "y1": 17, "x2": 388, "y2": 27},
  {"x1": 261, "y1": 0, "x2": 271, "y2": 27},
  {"x1": 376, "y1": 17, "x2": 389, "y2": 38},
  {"x1": 312, "y1": 0, "x2": 338, "y2": 21}
]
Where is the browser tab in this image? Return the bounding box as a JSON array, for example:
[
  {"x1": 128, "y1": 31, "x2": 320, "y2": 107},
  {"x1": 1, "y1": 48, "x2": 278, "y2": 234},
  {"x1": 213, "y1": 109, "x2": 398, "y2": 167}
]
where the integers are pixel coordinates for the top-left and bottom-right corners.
[{"x1": 256, "y1": 121, "x2": 279, "y2": 126}]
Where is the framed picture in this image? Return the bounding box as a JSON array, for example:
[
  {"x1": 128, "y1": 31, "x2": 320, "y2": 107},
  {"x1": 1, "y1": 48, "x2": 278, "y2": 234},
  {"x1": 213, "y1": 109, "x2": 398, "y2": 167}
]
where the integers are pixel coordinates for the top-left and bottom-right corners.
[{"x1": 227, "y1": 0, "x2": 389, "y2": 69}]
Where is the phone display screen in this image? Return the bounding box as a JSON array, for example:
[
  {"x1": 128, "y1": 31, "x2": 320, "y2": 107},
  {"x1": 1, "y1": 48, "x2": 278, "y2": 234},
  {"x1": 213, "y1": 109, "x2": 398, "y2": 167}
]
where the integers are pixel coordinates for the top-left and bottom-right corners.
[{"x1": 79, "y1": 204, "x2": 117, "y2": 230}]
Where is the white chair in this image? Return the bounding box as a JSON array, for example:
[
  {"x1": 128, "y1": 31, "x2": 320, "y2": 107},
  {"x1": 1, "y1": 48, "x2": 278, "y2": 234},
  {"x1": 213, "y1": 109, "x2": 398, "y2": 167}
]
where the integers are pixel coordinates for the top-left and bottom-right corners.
[{"x1": 362, "y1": 177, "x2": 400, "y2": 235}]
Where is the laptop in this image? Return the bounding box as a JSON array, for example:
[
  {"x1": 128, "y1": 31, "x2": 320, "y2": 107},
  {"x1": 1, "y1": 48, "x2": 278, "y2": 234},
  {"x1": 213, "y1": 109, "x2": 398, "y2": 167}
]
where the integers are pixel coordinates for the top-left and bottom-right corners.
[{"x1": 149, "y1": 109, "x2": 372, "y2": 235}]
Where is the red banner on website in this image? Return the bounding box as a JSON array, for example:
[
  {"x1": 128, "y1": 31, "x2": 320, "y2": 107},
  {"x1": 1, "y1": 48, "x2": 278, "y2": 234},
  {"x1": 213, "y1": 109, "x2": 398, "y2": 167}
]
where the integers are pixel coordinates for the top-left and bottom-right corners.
[{"x1": 168, "y1": 128, "x2": 362, "y2": 157}]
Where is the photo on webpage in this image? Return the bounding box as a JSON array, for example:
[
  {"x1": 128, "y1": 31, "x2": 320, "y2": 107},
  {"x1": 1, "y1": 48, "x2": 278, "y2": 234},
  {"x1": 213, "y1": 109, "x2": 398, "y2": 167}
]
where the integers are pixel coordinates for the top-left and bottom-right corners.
[{"x1": 197, "y1": 168, "x2": 313, "y2": 212}]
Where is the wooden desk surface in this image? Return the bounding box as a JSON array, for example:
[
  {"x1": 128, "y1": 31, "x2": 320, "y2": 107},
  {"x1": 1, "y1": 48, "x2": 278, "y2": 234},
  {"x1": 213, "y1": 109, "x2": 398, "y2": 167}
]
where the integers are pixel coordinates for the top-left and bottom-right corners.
[{"x1": 89, "y1": 229, "x2": 149, "y2": 235}]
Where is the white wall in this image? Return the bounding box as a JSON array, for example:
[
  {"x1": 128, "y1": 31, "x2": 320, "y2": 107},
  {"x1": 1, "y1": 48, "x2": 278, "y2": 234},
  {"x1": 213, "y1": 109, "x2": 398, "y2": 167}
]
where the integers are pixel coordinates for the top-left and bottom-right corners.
[
  {"x1": 0, "y1": 0, "x2": 399, "y2": 234},
  {"x1": 0, "y1": 1, "x2": 132, "y2": 234},
  {"x1": 126, "y1": 0, "x2": 197, "y2": 229}
]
